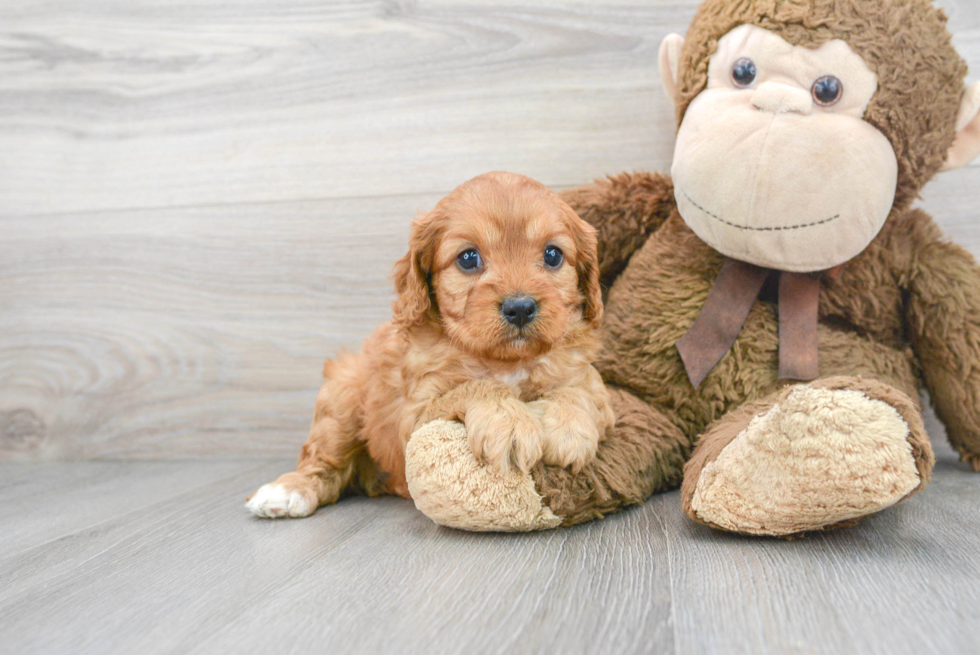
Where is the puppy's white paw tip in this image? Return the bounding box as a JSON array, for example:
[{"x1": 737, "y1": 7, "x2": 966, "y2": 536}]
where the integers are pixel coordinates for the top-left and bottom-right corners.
[{"x1": 246, "y1": 483, "x2": 314, "y2": 519}]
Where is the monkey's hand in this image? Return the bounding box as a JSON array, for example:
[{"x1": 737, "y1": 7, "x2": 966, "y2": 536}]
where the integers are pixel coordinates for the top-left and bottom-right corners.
[
  {"x1": 560, "y1": 171, "x2": 675, "y2": 287},
  {"x1": 907, "y1": 213, "x2": 980, "y2": 472}
]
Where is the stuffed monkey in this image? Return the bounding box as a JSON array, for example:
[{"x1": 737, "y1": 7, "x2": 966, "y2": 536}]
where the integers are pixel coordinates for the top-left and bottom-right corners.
[{"x1": 405, "y1": 0, "x2": 980, "y2": 536}]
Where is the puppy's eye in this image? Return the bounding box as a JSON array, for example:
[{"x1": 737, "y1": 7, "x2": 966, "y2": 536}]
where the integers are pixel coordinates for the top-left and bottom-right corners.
[
  {"x1": 456, "y1": 248, "x2": 483, "y2": 272},
  {"x1": 543, "y1": 245, "x2": 564, "y2": 269}
]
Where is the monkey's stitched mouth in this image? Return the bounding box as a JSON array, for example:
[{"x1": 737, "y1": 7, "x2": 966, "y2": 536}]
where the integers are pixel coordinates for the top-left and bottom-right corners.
[{"x1": 680, "y1": 189, "x2": 840, "y2": 232}]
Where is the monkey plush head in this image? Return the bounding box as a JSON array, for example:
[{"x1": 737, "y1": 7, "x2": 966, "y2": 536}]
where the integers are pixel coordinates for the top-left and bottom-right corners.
[{"x1": 659, "y1": 0, "x2": 980, "y2": 273}]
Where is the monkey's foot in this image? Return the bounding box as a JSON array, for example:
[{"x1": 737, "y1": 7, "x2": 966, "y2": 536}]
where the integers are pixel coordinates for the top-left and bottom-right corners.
[
  {"x1": 405, "y1": 420, "x2": 561, "y2": 532},
  {"x1": 681, "y1": 377, "x2": 934, "y2": 537}
]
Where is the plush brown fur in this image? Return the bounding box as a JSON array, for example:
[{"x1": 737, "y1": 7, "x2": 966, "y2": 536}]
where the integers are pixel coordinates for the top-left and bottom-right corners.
[
  {"x1": 536, "y1": 191, "x2": 962, "y2": 527},
  {"x1": 518, "y1": 0, "x2": 980, "y2": 529},
  {"x1": 248, "y1": 172, "x2": 615, "y2": 517}
]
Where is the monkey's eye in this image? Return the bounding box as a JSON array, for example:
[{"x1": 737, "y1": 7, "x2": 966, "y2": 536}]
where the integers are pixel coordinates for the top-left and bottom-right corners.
[
  {"x1": 543, "y1": 245, "x2": 564, "y2": 269},
  {"x1": 457, "y1": 249, "x2": 483, "y2": 272},
  {"x1": 731, "y1": 58, "x2": 757, "y2": 88},
  {"x1": 812, "y1": 75, "x2": 843, "y2": 106}
]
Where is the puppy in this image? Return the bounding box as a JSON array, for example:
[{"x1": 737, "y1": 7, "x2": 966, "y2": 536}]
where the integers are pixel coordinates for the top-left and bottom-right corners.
[{"x1": 247, "y1": 171, "x2": 614, "y2": 518}]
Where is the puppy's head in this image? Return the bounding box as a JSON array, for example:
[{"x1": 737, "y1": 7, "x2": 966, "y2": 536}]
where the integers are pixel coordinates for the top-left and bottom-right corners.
[{"x1": 392, "y1": 171, "x2": 601, "y2": 361}]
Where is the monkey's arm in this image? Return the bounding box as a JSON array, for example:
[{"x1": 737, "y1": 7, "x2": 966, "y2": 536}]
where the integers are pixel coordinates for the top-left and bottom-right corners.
[
  {"x1": 560, "y1": 171, "x2": 675, "y2": 288},
  {"x1": 904, "y1": 210, "x2": 980, "y2": 471}
]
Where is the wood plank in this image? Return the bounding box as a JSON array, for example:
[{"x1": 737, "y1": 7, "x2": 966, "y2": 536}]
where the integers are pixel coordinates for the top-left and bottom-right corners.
[
  {"x1": 0, "y1": 460, "x2": 675, "y2": 655},
  {"x1": 667, "y1": 438, "x2": 980, "y2": 655},
  {"x1": 0, "y1": 446, "x2": 977, "y2": 655},
  {"x1": 0, "y1": 195, "x2": 435, "y2": 460},
  {"x1": 0, "y1": 462, "x2": 296, "y2": 605},
  {"x1": 0, "y1": 0, "x2": 700, "y2": 216},
  {"x1": 946, "y1": 0, "x2": 980, "y2": 67},
  {"x1": 0, "y1": 460, "x2": 272, "y2": 556}
]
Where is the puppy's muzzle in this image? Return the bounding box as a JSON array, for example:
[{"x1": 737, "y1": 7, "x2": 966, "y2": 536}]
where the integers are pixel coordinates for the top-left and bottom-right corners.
[{"x1": 500, "y1": 295, "x2": 538, "y2": 328}]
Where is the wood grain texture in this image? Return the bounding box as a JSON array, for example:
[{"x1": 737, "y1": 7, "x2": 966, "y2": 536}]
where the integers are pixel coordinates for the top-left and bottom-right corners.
[
  {"x1": 667, "y1": 438, "x2": 980, "y2": 655},
  {"x1": 2, "y1": 0, "x2": 980, "y2": 462},
  {"x1": 0, "y1": 0, "x2": 697, "y2": 215},
  {"x1": 0, "y1": 460, "x2": 674, "y2": 655},
  {"x1": 0, "y1": 460, "x2": 270, "y2": 556},
  {"x1": 0, "y1": 195, "x2": 438, "y2": 459},
  {"x1": 0, "y1": 441, "x2": 977, "y2": 655}
]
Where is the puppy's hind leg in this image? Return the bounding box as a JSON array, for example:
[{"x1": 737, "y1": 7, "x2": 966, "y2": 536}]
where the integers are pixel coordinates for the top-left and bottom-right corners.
[{"x1": 247, "y1": 353, "x2": 366, "y2": 518}]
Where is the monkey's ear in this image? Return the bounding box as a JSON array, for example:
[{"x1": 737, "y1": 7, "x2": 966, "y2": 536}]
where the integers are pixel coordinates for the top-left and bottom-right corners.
[
  {"x1": 942, "y1": 82, "x2": 980, "y2": 172},
  {"x1": 659, "y1": 34, "x2": 685, "y2": 107}
]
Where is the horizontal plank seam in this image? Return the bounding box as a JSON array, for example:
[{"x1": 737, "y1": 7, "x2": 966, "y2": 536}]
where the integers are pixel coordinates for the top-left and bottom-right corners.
[{"x1": 0, "y1": 185, "x2": 581, "y2": 220}]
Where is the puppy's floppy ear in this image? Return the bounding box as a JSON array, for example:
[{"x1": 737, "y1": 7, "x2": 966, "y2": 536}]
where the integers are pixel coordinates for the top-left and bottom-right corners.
[
  {"x1": 564, "y1": 204, "x2": 603, "y2": 327},
  {"x1": 392, "y1": 210, "x2": 442, "y2": 328}
]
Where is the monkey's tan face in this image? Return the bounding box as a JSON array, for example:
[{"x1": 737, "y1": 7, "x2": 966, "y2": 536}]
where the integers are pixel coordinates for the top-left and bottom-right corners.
[{"x1": 671, "y1": 25, "x2": 899, "y2": 272}]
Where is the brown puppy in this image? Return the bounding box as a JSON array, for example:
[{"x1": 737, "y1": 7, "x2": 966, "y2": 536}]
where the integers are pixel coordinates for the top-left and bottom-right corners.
[{"x1": 247, "y1": 171, "x2": 613, "y2": 518}]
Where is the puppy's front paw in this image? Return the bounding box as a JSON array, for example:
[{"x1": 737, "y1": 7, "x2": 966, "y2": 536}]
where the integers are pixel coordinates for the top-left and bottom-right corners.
[
  {"x1": 541, "y1": 427, "x2": 599, "y2": 473},
  {"x1": 530, "y1": 399, "x2": 601, "y2": 473},
  {"x1": 465, "y1": 398, "x2": 544, "y2": 474},
  {"x1": 246, "y1": 482, "x2": 316, "y2": 518}
]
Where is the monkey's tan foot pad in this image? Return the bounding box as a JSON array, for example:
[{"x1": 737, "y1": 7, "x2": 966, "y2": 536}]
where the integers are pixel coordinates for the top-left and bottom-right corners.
[
  {"x1": 405, "y1": 420, "x2": 561, "y2": 532},
  {"x1": 681, "y1": 380, "x2": 931, "y2": 537}
]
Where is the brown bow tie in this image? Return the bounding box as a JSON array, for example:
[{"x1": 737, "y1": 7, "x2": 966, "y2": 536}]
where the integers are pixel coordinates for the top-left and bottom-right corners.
[{"x1": 676, "y1": 258, "x2": 824, "y2": 388}]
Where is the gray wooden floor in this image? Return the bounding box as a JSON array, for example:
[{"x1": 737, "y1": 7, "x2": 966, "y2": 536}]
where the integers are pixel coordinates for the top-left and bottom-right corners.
[
  {"x1": 3, "y1": 1, "x2": 980, "y2": 653},
  {"x1": 1, "y1": 431, "x2": 978, "y2": 655}
]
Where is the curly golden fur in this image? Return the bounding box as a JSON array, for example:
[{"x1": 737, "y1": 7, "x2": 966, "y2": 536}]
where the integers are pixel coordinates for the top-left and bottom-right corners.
[{"x1": 247, "y1": 171, "x2": 614, "y2": 518}]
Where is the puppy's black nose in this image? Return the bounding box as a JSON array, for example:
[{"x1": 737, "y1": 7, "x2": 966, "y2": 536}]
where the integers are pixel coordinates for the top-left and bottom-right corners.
[{"x1": 501, "y1": 295, "x2": 538, "y2": 328}]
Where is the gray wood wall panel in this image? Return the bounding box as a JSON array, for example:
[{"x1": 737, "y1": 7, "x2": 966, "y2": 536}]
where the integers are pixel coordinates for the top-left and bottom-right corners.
[
  {"x1": 2, "y1": 0, "x2": 980, "y2": 460},
  {"x1": 0, "y1": 0, "x2": 696, "y2": 215},
  {"x1": 1, "y1": 197, "x2": 436, "y2": 459}
]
